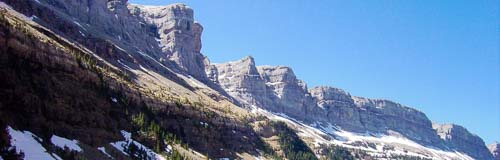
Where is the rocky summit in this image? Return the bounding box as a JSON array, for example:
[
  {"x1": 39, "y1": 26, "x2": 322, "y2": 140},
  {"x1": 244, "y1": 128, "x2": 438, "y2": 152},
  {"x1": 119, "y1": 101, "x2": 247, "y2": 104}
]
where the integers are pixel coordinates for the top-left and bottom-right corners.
[
  {"x1": 489, "y1": 143, "x2": 500, "y2": 160},
  {"x1": 433, "y1": 124, "x2": 495, "y2": 160},
  {"x1": 130, "y1": 3, "x2": 208, "y2": 82},
  {"x1": 0, "y1": 0, "x2": 495, "y2": 160}
]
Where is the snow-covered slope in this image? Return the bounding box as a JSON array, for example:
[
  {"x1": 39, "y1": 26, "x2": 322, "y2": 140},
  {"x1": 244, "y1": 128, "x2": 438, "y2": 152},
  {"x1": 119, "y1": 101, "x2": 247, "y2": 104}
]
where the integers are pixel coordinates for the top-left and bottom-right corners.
[
  {"x1": 7, "y1": 126, "x2": 180, "y2": 160},
  {"x1": 252, "y1": 107, "x2": 474, "y2": 160},
  {"x1": 7, "y1": 127, "x2": 60, "y2": 160}
]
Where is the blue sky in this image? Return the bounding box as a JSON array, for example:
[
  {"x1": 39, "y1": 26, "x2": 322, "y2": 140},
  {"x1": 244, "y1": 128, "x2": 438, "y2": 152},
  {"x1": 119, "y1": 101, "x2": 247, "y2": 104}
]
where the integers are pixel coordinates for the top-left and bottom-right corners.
[{"x1": 130, "y1": 0, "x2": 500, "y2": 144}]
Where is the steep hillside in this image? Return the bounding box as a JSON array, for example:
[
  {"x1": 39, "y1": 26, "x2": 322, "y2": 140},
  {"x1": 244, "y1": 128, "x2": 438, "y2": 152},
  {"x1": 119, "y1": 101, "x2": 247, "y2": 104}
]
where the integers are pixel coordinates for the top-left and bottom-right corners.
[
  {"x1": 0, "y1": 0, "x2": 495, "y2": 160},
  {"x1": 0, "y1": 2, "x2": 274, "y2": 159}
]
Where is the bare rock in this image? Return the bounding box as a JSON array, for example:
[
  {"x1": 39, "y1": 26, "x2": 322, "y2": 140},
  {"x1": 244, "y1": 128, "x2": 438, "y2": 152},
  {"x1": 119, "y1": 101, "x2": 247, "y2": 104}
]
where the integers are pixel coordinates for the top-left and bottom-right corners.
[
  {"x1": 489, "y1": 143, "x2": 500, "y2": 160},
  {"x1": 212, "y1": 56, "x2": 269, "y2": 107},
  {"x1": 433, "y1": 123, "x2": 494, "y2": 160},
  {"x1": 130, "y1": 4, "x2": 208, "y2": 82},
  {"x1": 310, "y1": 86, "x2": 443, "y2": 146}
]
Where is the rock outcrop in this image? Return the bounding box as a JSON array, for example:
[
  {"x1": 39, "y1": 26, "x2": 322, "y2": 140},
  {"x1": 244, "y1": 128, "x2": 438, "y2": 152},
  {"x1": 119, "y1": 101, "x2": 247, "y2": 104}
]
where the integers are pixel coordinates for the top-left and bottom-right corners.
[
  {"x1": 213, "y1": 58, "x2": 443, "y2": 147},
  {"x1": 211, "y1": 56, "x2": 495, "y2": 159},
  {"x1": 213, "y1": 56, "x2": 270, "y2": 107},
  {"x1": 310, "y1": 86, "x2": 443, "y2": 146},
  {"x1": 3, "y1": 0, "x2": 161, "y2": 56},
  {"x1": 433, "y1": 123, "x2": 494, "y2": 160},
  {"x1": 257, "y1": 66, "x2": 316, "y2": 119},
  {"x1": 211, "y1": 57, "x2": 316, "y2": 120},
  {"x1": 489, "y1": 143, "x2": 500, "y2": 160},
  {"x1": 130, "y1": 4, "x2": 208, "y2": 82},
  {"x1": 0, "y1": 0, "x2": 495, "y2": 159}
]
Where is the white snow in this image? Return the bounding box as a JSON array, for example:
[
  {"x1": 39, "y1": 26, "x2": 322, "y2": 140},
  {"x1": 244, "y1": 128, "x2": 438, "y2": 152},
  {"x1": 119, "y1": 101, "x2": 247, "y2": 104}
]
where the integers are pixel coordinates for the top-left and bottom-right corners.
[
  {"x1": 199, "y1": 122, "x2": 208, "y2": 127},
  {"x1": 72, "y1": 21, "x2": 86, "y2": 31},
  {"x1": 251, "y1": 108, "x2": 474, "y2": 160},
  {"x1": 98, "y1": 147, "x2": 113, "y2": 159},
  {"x1": 50, "y1": 135, "x2": 82, "y2": 152},
  {"x1": 165, "y1": 145, "x2": 172, "y2": 153},
  {"x1": 29, "y1": 15, "x2": 38, "y2": 20},
  {"x1": 185, "y1": 75, "x2": 209, "y2": 89},
  {"x1": 117, "y1": 59, "x2": 133, "y2": 71},
  {"x1": 52, "y1": 153, "x2": 63, "y2": 160},
  {"x1": 7, "y1": 126, "x2": 57, "y2": 160},
  {"x1": 110, "y1": 130, "x2": 167, "y2": 160},
  {"x1": 114, "y1": 45, "x2": 127, "y2": 53},
  {"x1": 111, "y1": 97, "x2": 118, "y2": 103},
  {"x1": 79, "y1": 31, "x2": 86, "y2": 37}
]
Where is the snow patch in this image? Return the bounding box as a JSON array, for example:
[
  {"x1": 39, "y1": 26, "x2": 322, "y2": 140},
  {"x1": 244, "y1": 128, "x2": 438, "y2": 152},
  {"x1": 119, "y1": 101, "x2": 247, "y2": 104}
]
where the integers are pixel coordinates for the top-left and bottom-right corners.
[
  {"x1": 7, "y1": 126, "x2": 57, "y2": 160},
  {"x1": 50, "y1": 135, "x2": 82, "y2": 152},
  {"x1": 72, "y1": 21, "x2": 86, "y2": 31},
  {"x1": 165, "y1": 145, "x2": 172, "y2": 153},
  {"x1": 79, "y1": 31, "x2": 86, "y2": 37},
  {"x1": 98, "y1": 147, "x2": 113, "y2": 159},
  {"x1": 252, "y1": 108, "x2": 474, "y2": 160},
  {"x1": 29, "y1": 15, "x2": 38, "y2": 20},
  {"x1": 110, "y1": 130, "x2": 167, "y2": 160},
  {"x1": 117, "y1": 59, "x2": 133, "y2": 71}
]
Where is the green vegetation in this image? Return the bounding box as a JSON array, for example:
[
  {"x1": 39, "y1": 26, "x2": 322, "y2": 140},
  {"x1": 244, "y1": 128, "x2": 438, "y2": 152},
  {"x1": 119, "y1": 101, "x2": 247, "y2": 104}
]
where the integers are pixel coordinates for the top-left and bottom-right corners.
[
  {"x1": 131, "y1": 111, "x2": 189, "y2": 160},
  {"x1": 272, "y1": 121, "x2": 317, "y2": 160},
  {"x1": 320, "y1": 145, "x2": 356, "y2": 160}
]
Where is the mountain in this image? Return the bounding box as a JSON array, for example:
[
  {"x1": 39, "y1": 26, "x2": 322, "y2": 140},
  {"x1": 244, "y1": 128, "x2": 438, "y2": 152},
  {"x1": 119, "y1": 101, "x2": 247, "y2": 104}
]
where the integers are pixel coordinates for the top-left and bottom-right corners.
[
  {"x1": 433, "y1": 124, "x2": 494, "y2": 160},
  {"x1": 0, "y1": 0, "x2": 495, "y2": 159},
  {"x1": 489, "y1": 143, "x2": 500, "y2": 160}
]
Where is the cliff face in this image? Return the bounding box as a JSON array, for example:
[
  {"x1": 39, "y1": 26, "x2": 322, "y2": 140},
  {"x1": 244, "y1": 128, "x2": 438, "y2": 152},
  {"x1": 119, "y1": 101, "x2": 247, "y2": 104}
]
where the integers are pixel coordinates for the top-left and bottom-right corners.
[
  {"x1": 489, "y1": 143, "x2": 500, "y2": 160},
  {"x1": 433, "y1": 124, "x2": 494, "y2": 160},
  {"x1": 309, "y1": 86, "x2": 443, "y2": 146},
  {"x1": 0, "y1": 0, "x2": 496, "y2": 159},
  {"x1": 3, "y1": 0, "x2": 161, "y2": 56},
  {"x1": 211, "y1": 56, "x2": 494, "y2": 159},
  {"x1": 212, "y1": 56, "x2": 270, "y2": 107},
  {"x1": 0, "y1": 2, "x2": 270, "y2": 159},
  {"x1": 129, "y1": 4, "x2": 208, "y2": 82},
  {"x1": 211, "y1": 57, "x2": 316, "y2": 120},
  {"x1": 212, "y1": 57, "x2": 444, "y2": 145},
  {"x1": 257, "y1": 66, "x2": 316, "y2": 119}
]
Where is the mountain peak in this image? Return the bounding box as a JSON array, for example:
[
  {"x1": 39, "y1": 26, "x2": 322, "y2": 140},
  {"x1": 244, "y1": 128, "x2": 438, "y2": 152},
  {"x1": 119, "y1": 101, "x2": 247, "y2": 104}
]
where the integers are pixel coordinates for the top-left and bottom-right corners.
[
  {"x1": 433, "y1": 123, "x2": 494, "y2": 159},
  {"x1": 489, "y1": 142, "x2": 500, "y2": 160}
]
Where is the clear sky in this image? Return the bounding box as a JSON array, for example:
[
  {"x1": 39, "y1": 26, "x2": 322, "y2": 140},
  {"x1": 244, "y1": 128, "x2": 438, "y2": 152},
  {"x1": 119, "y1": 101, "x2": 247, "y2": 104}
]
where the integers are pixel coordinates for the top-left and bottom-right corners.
[{"x1": 130, "y1": 0, "x2": 500, "y2": 144}]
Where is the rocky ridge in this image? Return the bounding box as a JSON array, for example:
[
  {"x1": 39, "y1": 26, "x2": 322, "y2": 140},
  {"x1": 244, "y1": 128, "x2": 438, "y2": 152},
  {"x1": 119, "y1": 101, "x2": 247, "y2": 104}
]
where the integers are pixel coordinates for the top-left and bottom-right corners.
[
  {"x1": 489, "y1": 142, "x2": 500, "y2": 160},
  {"x1": 310, "y1": 87, "x2": 443, "y2": 146},
  {"x1": 433, "y1": 124, "x2": 495, "y2": 160},
  {"x1": 129, "y1": 4, "x2": 209, "y2": 82},
  {"x1": 0, "y1": 0, "x2": 495, "y2": 159},
  {"x1": 210, "y1": 56, "x2": 494, "y2": 159}
]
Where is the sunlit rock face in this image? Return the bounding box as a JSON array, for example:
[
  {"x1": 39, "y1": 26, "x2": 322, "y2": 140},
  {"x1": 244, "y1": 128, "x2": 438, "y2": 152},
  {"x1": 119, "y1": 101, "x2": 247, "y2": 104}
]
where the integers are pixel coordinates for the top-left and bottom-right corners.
[
  {"x1": 209, "y1": 56, "x2": 316, "y2": 120},
  {"x1": 257, "y1": 66, "x2": 316, "y2": 119},
  {"x1": 212, "y1": 56, "x2": 445, "y2": 147},
  {"x1": 212, "y1": 56, "x2": 270, "y2": 107},
  {"x1": 130, "y1": 3, "x2": 208, "y2": 82},
  {"x1": 3, "y1": 0, "x2": 162, "y2": 57},
  {"x1": 310, "y1": 86, "x2": 444, "y2": 146},
  {"x1": 433, "y1": 124, "x2": 495, "y2": 160},
  {"x1": 489, "y1": 143, "x2": 500, "y2": 160}
]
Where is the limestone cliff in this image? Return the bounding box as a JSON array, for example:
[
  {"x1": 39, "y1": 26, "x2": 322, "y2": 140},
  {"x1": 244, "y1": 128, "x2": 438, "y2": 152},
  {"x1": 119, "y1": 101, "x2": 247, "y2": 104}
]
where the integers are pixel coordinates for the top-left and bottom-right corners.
[
  {"x1": 433, "y1": 124, "x2": 494, "y2": 160},
  {"x1": 489, "y1": 143, "x2": 500, "y2": 160},
  {"x1": 129, "y1": 4, "x2": 208, "y2": 82}
]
